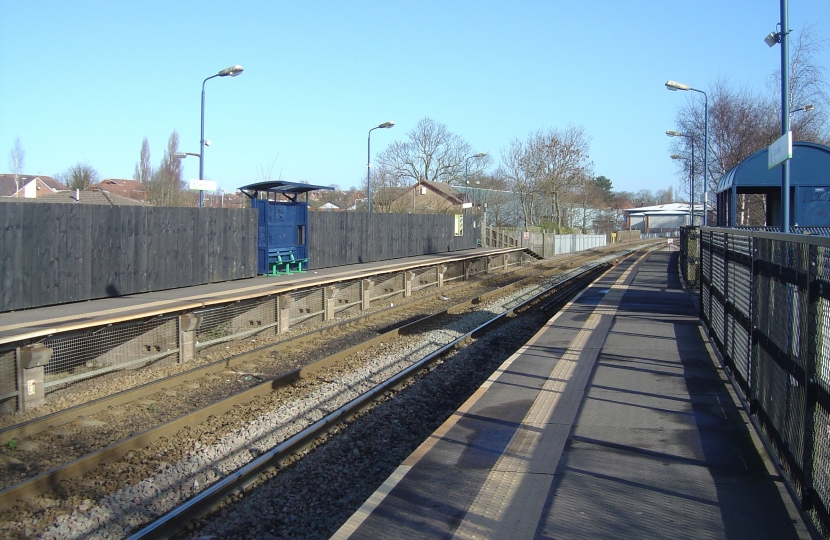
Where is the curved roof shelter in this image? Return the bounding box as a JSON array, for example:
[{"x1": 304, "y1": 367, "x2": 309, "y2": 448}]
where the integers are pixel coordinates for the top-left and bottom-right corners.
[{"x1": 715, "y1": 141, "x2": 830, "y2": 227}]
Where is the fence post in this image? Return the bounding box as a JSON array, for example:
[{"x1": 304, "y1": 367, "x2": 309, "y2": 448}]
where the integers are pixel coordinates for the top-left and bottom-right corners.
[
  {"x1": 324, "y1": 286, "x2": 337, "y2": 320},
  {"x1": 278, "y1": 294, "x2": 293, "y2": 333},
  {"x1": 16, "y1": 345, "x2": 51, "y2": 411},
  {"x1": 404, "y1": 271, "x2": 414, "y2": 297},
  {"x1": 437, "y1": 265, "x2": 446, "y2": 288},
  {"x1": 178, "y1": 314, "x2": 202, "y2": 363},
  {"x1": 361, "y1": 279, "x2": 372, "y2": 311}
]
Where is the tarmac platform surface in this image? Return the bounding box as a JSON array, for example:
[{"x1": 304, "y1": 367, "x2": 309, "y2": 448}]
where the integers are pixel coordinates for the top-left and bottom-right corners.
[{"x1": 332, "y1": 249, "x2": 812, "y2": 540}]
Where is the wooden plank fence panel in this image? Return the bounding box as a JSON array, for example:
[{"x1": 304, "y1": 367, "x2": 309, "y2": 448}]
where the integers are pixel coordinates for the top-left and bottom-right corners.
[{"x1": 0, "y1": 204, "x2": 259, "y2": 312}]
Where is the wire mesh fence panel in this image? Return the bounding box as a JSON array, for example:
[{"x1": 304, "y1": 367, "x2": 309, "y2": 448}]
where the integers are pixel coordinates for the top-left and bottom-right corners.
[
  {"x1": 43, "y1": 316, "x2": 179, "y2": 391},
  {"x1": 370, "y1": 272, "x2": 405, "y2": 305},
  {"x1": 444, "y1": 261, "x2": 465, "y2": 282},
  {"x1": 196, "y1": 297, "x2": 276, "y2": 346},
  {"x1": 811, "y1": 402, "x2": 830, "y2": 538},
  {"x1": 333, "y1": 281, "x2": 362, "y2": 317},
  {"x1": 290, "y1": 288, "x2": 325, "y2": 326},
  {"x1": 412, "y1": 266, "x2": 438, "y2": 292},
  {"x1": 0, "y1": 348, "x2": 17, "y2": 414},
  {"x1": 467, "y1": 257, "x2": 488, "y2": 277}
]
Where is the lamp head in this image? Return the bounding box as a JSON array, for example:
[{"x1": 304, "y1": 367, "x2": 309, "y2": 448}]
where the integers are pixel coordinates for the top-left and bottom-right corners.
[
  {"x1": 378, "y1": 121, "x2": 395, "y2": 129},
  {"x1": 174, "y1": 152, "x2": 186, "y2": 159},
  {"x1": 666, "y1": 130, "x2": 683, "y2": 137},
  {"x1": 764, "y1": 32, "x2": 780, "y2": 47},
  {"x1": 804, "y1": 104, "x2": 815, "y2": 112},
  {"x1": 670, "y1": 154, "x2": 684, "y2": 160},
  {"x1": 473, "y1": 152, "x2": 487, "y2": 158},
  {"x1": 218, "y1": 65, "x2": 244, "y2": 77},
  {"x1": 665, "y1": 80, "x2": 690, "y2": 92}
]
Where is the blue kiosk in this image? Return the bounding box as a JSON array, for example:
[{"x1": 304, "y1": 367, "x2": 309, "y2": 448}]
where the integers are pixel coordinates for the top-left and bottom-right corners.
[
  {"x1": 238, "y1": 181, "x2": 333, "y2": 275},
  {"x1": 715, "y1": 141, "x2": 830, "y2": 227}
]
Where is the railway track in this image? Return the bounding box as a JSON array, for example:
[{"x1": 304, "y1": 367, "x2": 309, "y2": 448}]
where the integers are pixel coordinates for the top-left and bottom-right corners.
[{"x1": 0, "y1": 243, "x2": 658, "y2": 539}]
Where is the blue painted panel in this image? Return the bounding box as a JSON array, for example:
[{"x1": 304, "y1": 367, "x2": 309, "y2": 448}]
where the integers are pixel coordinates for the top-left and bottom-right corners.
[
  {"x1": 250, "y1": 197, "x2": 310, "y2": 274},
  {"x1": 796, "y1": 186, "x2": 830, "y2": 226}
]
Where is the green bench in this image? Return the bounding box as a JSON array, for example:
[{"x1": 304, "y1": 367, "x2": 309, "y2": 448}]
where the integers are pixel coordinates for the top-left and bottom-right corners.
[{"x1": 268, "y1": 249, "x2": 307, "y2": 276}]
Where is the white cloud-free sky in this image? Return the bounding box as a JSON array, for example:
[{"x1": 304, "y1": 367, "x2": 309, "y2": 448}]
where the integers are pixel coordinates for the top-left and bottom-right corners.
[{"x1": 1, "y1": 1, "x2": 827, "y2": 195}]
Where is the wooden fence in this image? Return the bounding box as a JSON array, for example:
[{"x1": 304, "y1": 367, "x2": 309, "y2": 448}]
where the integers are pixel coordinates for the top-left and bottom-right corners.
[
  {"x1": 0, "y1": 204, "x2": 478, "y2": 312},
  {"x1": 0, "y1": 203, "x2": 258, "y2": 312},
  {"x1": 308, "y1": 212, "x2": 476, "y2": 269}
]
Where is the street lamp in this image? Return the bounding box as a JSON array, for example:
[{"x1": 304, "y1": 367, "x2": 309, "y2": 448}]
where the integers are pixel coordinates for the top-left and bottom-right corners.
[
  {"x1": 666, "y1": 79, "x2": 708, "y2": 225},
  {"x1": 367, "y1": 121, "x2": 395, "y2": 213},
  {"x1": 200, "y1": 64, "x2": 243, "y2": 208},
  {"x1": 464, "y1": 152, "x2": 487, "y2": 214},
  {"x1": 667, "y1": 131, "x2": 695, "y2": 225}
]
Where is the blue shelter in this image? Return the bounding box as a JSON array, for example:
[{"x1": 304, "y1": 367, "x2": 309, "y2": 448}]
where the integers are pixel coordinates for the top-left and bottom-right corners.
[
  {"x1": 238, "y1": 181, "x2": 333, "y2": 275},
  {"x1": 715, "y1": 141, "x2": 830, "y2": 227}
]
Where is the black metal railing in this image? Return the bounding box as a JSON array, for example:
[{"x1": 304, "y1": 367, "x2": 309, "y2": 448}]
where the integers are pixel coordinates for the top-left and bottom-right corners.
[{"x1": 700, "y1": 227, "x2": 830, "y2": 537}]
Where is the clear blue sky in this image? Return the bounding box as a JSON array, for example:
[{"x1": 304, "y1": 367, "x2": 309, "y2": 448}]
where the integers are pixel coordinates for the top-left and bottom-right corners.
[{"x1": 1, "y1": 1, "x2": 827, "y2": 196}]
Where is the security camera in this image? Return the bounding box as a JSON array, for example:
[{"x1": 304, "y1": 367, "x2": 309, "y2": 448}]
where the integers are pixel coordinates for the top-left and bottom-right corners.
[{"x1": 205, "y1": 140, "x2": 211, "y2": 146}]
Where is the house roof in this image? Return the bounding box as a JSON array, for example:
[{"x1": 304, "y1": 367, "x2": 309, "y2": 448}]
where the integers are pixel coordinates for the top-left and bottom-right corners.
[
  {"x1": 24, "y1": 188, "x2": 151, "y2": 206},
  {"x1": 0, "y1": 174, "x2": 66, "y2": 196},
  {"x1": 418, "y1": 180, "x2": 464, "y2": 204},
  {"x1": 92, "y1": 178, "x2": 148, "y2": 200}
]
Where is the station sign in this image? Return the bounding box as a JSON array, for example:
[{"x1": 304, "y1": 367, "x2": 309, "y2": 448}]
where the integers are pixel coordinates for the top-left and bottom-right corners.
[
  {"x1": 189, "y1": 179, "x2": 218, "y2": 191},
  {"x1": 768, "y1": 131, "x2": 792, "y2": 169}
]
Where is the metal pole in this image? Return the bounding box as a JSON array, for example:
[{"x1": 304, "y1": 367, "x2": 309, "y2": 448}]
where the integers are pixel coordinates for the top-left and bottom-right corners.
[
  {"x1": 781, "y1": 0, "x2": 791, "y2": 233},
  {"x1": 367, "y1": 128, "x2": 372, "y2": 214},
  {"x1": 690, "y1": 142, "x2": 695, "y2": 225},
  {"x1": 200, "y1": 74, "x2": 220, "y2": 209},
  {"x1": 701, "y1": 95, "x2": 708, "y2": 226}
]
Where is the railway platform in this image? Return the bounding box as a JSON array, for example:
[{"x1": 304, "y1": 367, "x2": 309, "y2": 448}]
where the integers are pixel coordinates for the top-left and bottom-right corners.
[
  {"x1": 333, "y1": 249, "x2": 812, "y2": 539},
  {"x1": 0, "y1": 247, "x2": 521, "y2": 347}
]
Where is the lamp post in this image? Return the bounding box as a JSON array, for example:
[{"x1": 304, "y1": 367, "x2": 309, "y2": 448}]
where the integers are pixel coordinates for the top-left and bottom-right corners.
[
  {"x1": 367, "y1": 121, "x2": 395, "y2": 213},
  {"x1": 666, "y1": 80, "x2": 708, "y2": 225},
  {"x1": 764, "y1": 0, "x2": 791, "y2": 232},
  {"x1": 200, "y1": 64, "x2": 243, "y2": 208},
  {"x1": 667, "y1": 131, "x2": 695, "y2": 225},
  {"x1": 464, "y1": 152, "x2": 487, "y2": 215}
]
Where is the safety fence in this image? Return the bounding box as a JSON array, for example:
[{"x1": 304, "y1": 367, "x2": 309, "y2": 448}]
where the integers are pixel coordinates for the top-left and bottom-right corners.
[
  {"x1": 1, "y1": 249, "x2": 526, "y2": 415},
  {"x1": 700, "y1": 227, "x2": 830, "y2": 537},
  {"x1": 483, "y1": 227, "x2": 606, "y2": 257}
]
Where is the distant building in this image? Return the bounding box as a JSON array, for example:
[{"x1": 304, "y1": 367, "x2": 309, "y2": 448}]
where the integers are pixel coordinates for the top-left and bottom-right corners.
[
  {"x1": 0, "y1": 174, "x2": 67, "y2": 198},
  {"x1": 91, "y1": 179, "x2": 148, "y2": 202},
  {"x1": 389, "y1": 180, "x2": 465, "y2": 213},
  {"x1": 317, "y1": 201, "x2": 340, "y2": 211},
  {"x1": 25, "y1": 189, "x2": 151, "y2": 206},
  {"x1": 623, "y1": 203, "x2": 702, "y2": 233}
]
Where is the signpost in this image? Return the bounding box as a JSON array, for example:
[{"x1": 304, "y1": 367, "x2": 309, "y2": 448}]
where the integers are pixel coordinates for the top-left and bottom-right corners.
[{"x1": 768, "y1": 131, "x2": 792, "y2": 169}]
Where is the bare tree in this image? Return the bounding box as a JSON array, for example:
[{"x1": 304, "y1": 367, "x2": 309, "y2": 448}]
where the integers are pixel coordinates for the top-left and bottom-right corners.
[
  {"x1": 133, "y1": 137, "x2": 153, "y2": 185},
  {"x1": 770, "y1": 23, "x2": 830, "y2": 143},
  {"x1": 527, "y1": 126, "x2": 593, "y2": 230},
  {"x1": 147, "y1": 131, "x2": 188, "y2": 206},
  {"x1": 375, "y1": 118, "x2": 487, "y2": 187},
  {"x1": 499, "y1": 138, "x2": 538, "y2": 227},
  {"x1": 672, "y1": 78, "x2": 778, "y2": 200},
  {"x1": 7, "y1": 137, "x2": 24, "y2": 196},
  {"x1": 56, "y1": 162, "x2": 100, "y2": 190},
  {"x1": 255, "y1": 155, "x2": 282, "y2": 183}
]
